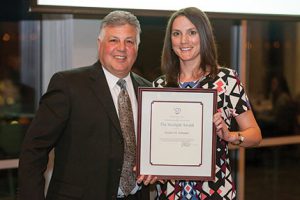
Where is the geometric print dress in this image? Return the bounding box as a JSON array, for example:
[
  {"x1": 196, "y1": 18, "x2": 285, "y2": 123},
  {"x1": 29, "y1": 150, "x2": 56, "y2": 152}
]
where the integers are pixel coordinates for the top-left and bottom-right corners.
[{"x1": 152, "y1": 67, "x2": 251, "y2": 200}]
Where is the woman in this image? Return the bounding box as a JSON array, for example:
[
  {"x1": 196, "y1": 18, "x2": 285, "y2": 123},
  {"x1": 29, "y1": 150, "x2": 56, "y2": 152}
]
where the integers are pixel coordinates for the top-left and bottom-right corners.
[{"x1": 153, "y1": 7, "x2": 262, "y2": 200}]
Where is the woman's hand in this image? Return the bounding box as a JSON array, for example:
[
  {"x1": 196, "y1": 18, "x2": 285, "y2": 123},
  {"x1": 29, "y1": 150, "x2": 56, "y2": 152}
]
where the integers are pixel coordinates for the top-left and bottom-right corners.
[
  {"x1": 133, "y1": 166, "x2": 163, "y2": 185},
  {"x1": 213, "y1": 112, "x2": 238, "y2": 143}
]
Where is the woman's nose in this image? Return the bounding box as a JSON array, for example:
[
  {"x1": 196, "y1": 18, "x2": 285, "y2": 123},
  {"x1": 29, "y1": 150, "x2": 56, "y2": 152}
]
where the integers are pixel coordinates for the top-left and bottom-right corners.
[{"x1": 181, "y1": 34, "x2": 188, "y2": 43}]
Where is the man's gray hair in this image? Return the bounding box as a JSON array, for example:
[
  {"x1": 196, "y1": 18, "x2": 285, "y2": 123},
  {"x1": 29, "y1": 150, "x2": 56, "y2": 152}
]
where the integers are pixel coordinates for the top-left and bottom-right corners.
[{"x1": 98, "y1": 10, "x2": 141, "y2": 45}]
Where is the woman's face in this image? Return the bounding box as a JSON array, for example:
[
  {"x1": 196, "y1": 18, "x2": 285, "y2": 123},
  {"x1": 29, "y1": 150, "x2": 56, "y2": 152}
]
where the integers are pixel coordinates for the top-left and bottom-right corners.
[{"x1": 171, "y1": 15, "x2": 201, "y2": 63}]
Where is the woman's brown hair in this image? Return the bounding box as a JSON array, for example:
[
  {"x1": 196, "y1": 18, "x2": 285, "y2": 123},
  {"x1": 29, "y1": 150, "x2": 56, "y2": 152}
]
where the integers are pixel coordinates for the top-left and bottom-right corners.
[{"x1": 161, "y1": 7, "x2": 218, "y2": 86}]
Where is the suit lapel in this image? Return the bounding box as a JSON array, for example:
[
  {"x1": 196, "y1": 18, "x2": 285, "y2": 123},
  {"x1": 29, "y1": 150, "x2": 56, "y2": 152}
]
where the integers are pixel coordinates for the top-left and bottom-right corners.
[
  {"x1": 88, "y1": 62, "x2": 122, "y2": 135},
  {"x1": 131, "y1": 73, "x2": 139, "y2": 99},
  {"x1": 130, "y1": 72, "x2": 147, "y2": 99}
]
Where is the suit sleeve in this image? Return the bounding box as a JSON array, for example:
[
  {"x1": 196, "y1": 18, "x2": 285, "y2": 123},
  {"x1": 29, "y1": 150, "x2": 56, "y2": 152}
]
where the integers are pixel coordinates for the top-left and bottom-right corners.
[{"x1": 18, "y1": 72, "x2": 71, "y2": 200}]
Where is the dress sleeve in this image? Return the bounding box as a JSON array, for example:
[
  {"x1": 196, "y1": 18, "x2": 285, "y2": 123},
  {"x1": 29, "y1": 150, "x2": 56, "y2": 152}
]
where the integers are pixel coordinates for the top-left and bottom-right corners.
[
  {"x1": 225, "y1": 69, "x2": 251, "y2": 117},
  {"x1": 152, "y1": 75, "x2": 166, "y2": 88}
]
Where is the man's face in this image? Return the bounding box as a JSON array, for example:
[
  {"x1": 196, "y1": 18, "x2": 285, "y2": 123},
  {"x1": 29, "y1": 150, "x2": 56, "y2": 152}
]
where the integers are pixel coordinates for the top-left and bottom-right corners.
[{"x1": 98, "y1": 24, "x2": 138, "y2": 78}]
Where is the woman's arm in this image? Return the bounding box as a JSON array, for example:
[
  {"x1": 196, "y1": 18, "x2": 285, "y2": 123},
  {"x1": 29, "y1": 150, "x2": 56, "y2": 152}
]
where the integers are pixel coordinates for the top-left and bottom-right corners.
[{"x1": 214, "y1": 110, "x2": 262, "y2": 147}]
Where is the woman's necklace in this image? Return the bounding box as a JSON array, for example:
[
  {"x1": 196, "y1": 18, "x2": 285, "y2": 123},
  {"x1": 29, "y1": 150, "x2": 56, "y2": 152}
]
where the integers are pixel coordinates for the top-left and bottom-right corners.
[{"x1": 178, "y1": 74, "x2": 206, "y2": 88}]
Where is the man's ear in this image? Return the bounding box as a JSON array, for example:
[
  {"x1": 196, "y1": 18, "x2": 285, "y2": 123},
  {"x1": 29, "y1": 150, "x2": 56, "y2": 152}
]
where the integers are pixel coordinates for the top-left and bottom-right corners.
[{"x1": 97, "y1": 38, "x2": 101, "y2": 49}]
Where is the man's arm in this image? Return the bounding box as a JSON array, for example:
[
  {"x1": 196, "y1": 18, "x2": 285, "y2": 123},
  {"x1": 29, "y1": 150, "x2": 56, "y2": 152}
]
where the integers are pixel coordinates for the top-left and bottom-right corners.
[{"x1": 18, "y1": 73, "x2": 70, "y2": 200}]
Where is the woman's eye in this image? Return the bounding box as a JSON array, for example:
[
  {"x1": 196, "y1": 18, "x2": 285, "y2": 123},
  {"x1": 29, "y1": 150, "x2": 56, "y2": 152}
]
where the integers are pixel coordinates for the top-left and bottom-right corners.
[
  {"x1": 172, "y1": 31, "x2": 180, "y2": 37},
  {"x1": 189, "y1": 30, "x2": 198, "y2": 35}
]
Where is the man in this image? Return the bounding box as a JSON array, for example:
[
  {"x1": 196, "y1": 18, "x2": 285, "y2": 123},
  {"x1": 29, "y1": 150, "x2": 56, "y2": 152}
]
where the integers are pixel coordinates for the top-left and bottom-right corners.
[{"x1": 18, "y1": 10, "x2": 154, "y2": 200}]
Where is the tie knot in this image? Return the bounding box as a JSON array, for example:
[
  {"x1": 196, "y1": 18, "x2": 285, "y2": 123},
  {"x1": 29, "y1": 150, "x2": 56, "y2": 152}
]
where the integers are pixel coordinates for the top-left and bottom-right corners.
[{"x1": 117, "y1": 79, "x2": 126, "y2": 90}]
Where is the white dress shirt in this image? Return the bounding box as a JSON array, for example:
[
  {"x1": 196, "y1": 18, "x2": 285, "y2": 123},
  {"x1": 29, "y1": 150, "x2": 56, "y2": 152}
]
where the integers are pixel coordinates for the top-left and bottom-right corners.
[
  {"x1": 102, "y1": 67, "x2": 138, "y2": 137},
  {"x1": 102, "y1": 66, "x2": 141, "y2": 197}
]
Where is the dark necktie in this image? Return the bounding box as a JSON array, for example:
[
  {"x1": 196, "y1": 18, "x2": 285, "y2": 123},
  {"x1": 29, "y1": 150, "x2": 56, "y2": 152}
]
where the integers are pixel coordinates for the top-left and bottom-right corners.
[{"x1": 117, "y1": 79, "x2": 136, "y2": 196}]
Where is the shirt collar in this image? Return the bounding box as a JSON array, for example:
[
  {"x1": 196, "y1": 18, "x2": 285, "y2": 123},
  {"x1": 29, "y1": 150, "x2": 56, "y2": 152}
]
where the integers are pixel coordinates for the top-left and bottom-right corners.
[{"x1": 102, "y1": 66, "x2": 131, "y2": 90}]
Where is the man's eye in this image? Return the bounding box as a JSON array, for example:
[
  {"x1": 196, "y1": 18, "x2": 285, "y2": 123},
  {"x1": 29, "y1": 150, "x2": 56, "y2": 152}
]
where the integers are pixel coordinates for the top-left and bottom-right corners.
[
  {"x1": 126, "y1": 40, "x2": 134, "y2": 44},
  {"x1": 109, "y1": 39, "x2": 118, "y2": 42}
]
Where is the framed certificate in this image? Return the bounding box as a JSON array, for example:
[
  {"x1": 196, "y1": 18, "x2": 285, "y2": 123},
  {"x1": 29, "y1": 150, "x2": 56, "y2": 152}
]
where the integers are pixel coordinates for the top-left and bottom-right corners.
[{"x1": 136, "y1": 87, "x2": 217, "y2": 181}]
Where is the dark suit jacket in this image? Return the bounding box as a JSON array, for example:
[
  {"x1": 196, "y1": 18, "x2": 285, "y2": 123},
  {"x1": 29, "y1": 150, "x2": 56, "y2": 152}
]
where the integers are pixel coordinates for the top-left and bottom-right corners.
[{"x1": 18, "y1": 61, "x2": 151, "y2": 200}]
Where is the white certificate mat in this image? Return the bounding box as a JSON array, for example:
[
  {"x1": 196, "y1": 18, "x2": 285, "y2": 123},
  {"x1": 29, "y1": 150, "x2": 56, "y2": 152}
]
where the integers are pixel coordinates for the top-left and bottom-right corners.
[
  {"x1": 137, "y1": 87, "x2": 217, "y2": 180},
  {"x1": 150, "y1": 101, "x2": 203, "y2": 166}
]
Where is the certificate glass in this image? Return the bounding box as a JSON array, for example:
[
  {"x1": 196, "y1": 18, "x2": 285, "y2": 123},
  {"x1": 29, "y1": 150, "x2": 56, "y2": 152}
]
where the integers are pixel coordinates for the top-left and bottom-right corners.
[{"x1": 137, "y1": 87, "x2": 217, "y2": 180}]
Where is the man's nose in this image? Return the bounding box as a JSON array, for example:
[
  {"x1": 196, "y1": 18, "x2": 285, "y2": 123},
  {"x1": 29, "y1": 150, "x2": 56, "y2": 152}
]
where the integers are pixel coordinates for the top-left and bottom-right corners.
[{"x1": 117, "y1": 41, "x2": 126, "y2": 51}]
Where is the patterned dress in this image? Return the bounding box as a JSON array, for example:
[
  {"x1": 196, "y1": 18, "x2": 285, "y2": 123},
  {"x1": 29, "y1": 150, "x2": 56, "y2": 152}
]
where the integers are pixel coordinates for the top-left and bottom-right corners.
[{"x1": 152, "y1": 67, "x2": 251, "y2": 200}]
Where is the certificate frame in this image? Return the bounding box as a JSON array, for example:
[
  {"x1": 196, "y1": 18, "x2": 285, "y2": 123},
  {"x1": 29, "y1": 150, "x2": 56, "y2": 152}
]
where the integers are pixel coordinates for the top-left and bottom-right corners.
[{"x1": 136, "y1": 87, "x2": 217, "y2": 181}]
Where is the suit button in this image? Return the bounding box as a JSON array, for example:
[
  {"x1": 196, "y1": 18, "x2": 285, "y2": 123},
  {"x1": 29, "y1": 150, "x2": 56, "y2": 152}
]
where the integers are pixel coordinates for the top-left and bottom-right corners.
[
  {"x1": 117, "y1": 168, "x2": 121, "y2": 172},
  {"x1": 111, "y1": 195, "x2": 115, "y2": 199}
]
